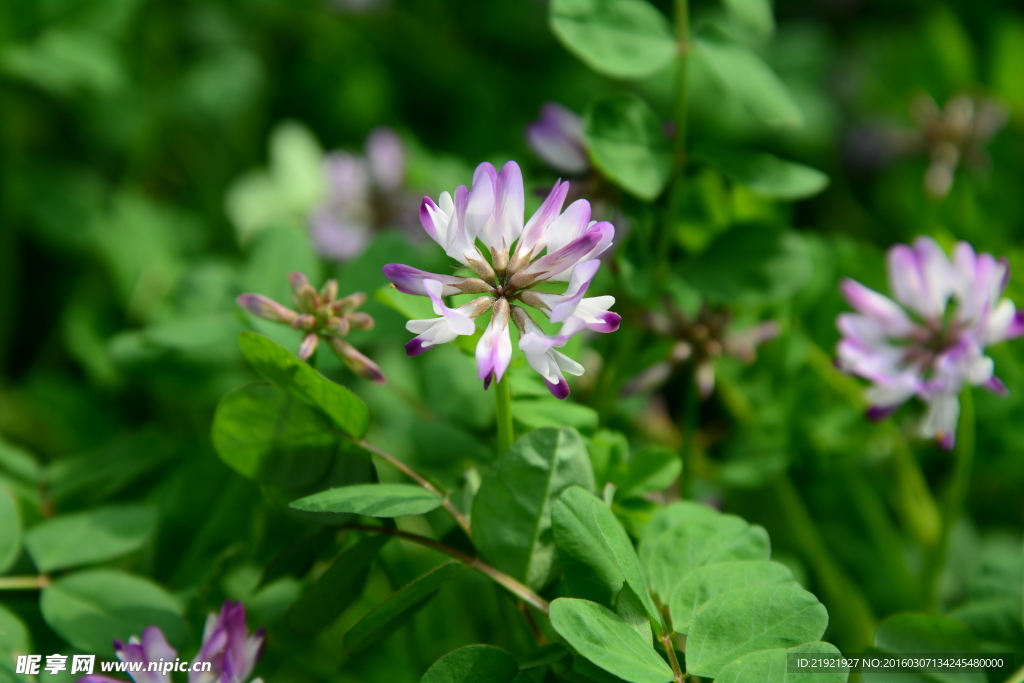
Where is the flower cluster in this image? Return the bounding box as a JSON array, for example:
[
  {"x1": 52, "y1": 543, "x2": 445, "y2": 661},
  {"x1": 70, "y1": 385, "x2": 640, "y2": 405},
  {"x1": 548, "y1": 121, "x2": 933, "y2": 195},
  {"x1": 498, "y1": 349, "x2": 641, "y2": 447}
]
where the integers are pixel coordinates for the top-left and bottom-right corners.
[
  {"x1": 237, "y1": 272, "x2": 386, "y2": 384},
  {"x1": 837, "y1": 236, "x2": 1023, "y2": 449},
  {"x1": 79, "y1": 601, "x2": 264, "y2": 683},
  {"x1": 309, "y1": 127, "x2": 414, "y2": 261},
  {"x1": 625, "y1": 304, "x2": 779, "y2": 399},
  {"x1": 383, "y1": 160, "x2": 619, "y2": 398}
]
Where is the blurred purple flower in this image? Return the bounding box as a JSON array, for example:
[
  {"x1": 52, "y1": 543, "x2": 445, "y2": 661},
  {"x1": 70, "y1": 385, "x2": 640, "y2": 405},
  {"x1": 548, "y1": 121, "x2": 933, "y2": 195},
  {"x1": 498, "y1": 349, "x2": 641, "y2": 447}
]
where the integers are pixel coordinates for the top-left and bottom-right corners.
[
  {"x1": 237, "y1": 272, "x2": 386, "y2": 383},
  {"x1": 77, "y1": 602, "x2": 264, "y2": 683},
  {"x1": 383, "y1": 160, "x2": 619, "y2": 398},
  {"x1": 309, "y1": 127, "x2": 415, "y2": 261},
  {"x1": 624, "y1": 305, "x2": 779, "y2": 399},
  {"x1": 526, "y1": 103, "x2": 589, "y2": 175},
  {"x1": 837, "y1": 236, "x2": 1024, "y2": 449},
  {"x1": 190, "y1": 601, "x2": 265, "y2": 683}
]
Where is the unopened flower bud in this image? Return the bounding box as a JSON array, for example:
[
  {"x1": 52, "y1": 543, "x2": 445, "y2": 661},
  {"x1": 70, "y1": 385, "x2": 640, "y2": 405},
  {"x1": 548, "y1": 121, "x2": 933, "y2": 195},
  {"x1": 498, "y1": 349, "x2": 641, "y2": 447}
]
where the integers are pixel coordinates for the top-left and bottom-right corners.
[
  {"x1": 347, "y1": 312, "x2": 375, "y2": 330},
  {"x1": 328, "y1": 338, "x2": 386, "y2": 384},
  {"x1": 298, "y1": 333, "x2": 319, "y2": 361},
  {"x1": 236, "y1": 294, "x2": 299, "y2": 324}
]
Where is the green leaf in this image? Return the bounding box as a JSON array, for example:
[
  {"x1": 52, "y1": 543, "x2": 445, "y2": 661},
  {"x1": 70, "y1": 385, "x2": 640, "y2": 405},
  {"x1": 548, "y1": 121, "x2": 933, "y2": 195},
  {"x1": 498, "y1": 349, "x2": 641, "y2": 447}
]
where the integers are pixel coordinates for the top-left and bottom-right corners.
[
  {"x1": 722, "y1": 0, "x2": 775, "y2": 39},
  {"x1": 40, "y1": 569, "x2": 188, "y2": 654},
  {"x1": 345, "y1": 561, "x2": 469, "y2": 654},
  {"x1": 291, "y1": 483, "x2": 443, "y2": 518},
  {"x1": 420, "y1": 644, "x2": 520, "y2": 683},
  {"x1": 285, "y1": 535, "x2": 390, "y2": 635},
  {"x1": 513, "y1": 399, "x2": 599, "y2": 435},
  {"x1": 550, "y1": 598, "x2": 673, "y2": 683},
  {"x1": 549, "y1": 0, "x2": 676, "y2": 79},
  {"x1": 239, "y1": 332, "x2": 370, "y2": 439},
  {"x1": 714, "y1": 642, "x2": 847, "y2": 683},
  {"x1": 0, "y1": 438, "x2": 39, "y2": 485},
  {"x1": 668, "y1": 560, "x2": 794, "y2": 634},
  {"x1": 552, "y1": 487, "x2": 661, "y2": 632},
  {"x1": 24, "y1": 504, "x2": 156, "y2": 572},
  {"x1": 0, "y1": 603, "x2": 30, "y2": 683},
  {"x1": 690, "y1": 31, "x2": 803, "y2": 129},
  {"x1": 212, "y1": 383, "x2": 338, "y2": 488},
  {"x1": 613, "y1": 447, "x2": 681, "y2": 501},
  {"x1": 473, "y1": 427, "x2": 595, "y2": 590},
  {"x1": 685, "y1": 583, "x2": 829, "y2": 678},
  {"x1": 693, "y1": 144, "x2": 829, "y2": 200},
  {"x1": 682, "y1": 226, "x2": 813, "y2": 305},
  {"x1": 868, "y1": 615, "x2": 985, "y2": 683},
  {"x1": 583, "y1": 94, "x2": 672, "y2": 202},
  {"x1": 0, "y1": 486, "x2": 20, "y2": 574},
  {"x1": 639, "y1": 501, "x2": 769, "y2": 603}
]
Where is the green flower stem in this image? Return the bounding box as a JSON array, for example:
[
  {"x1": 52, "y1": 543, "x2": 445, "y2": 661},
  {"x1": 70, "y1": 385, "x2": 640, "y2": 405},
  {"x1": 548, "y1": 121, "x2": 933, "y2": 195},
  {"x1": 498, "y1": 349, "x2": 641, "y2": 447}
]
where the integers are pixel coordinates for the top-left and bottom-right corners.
[
  {"x1": 359, "y1": 439, "x2": 472, "y2": 539},
  {"x1": 495, "y1": 373, "x2": 514, "y2": 457},
  {"x1": 804, "y1": 335, "x2": 941, "y2": 548},
  {"x1": 0, "y1": 575, "x2": 50, "y2": 590},
  {"x1": 655, "y1": 0, "x2": 691, "y2": 284},
  {"x1": 680, "y1": 369, "x2": 699, "y2": 499},
  {"x1": 773, "y1": 474, "x2": 877, "y2": 650},
  {"x1": 925, "y1": 387, "x2": 975, "y2": 609},
  {"x1": 345, "y1": 524, "x2": 549, "y2": 614}
]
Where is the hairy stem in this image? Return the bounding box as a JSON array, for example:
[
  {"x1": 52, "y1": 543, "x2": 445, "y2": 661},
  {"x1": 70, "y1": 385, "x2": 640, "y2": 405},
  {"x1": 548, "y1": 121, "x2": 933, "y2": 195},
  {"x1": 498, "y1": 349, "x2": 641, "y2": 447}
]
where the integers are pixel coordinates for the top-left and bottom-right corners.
[
  {"x1": 345, "y1": 524, "x2": 549, "y2": 614},
  {"x1": 925, "y1": 387, "x2": 975, "y2": 609},
  {"x1": 358, "y1": 439, "x2": 473, "y2": 539},
  {"x1": 495, "y1": 373, "x2": 514, "y2": 456},
  {"x1": 0, "y1": 575, "x2": 50, "y2": 590}
]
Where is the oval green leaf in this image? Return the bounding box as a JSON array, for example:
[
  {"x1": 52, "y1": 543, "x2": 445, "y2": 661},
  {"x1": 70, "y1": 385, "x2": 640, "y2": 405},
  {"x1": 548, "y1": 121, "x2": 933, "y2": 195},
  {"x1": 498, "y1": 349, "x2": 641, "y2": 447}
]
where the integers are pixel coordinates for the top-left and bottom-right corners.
[
  {"x1": 714, "y1": 642, "x2": 847, "y2": 683},
  {"x1": 0, "y1": 603, "x2": 31, "y2": 679},
  {"x1": 24, "y1": 504, "x2": 156, "y2": 572},
  {"x1": 212, "y1": 383, "x2": 338, "y2": 487},
  {"x1": 549, "y1": 0, "x2": 676, "y2": 79},
  {"x1": 285, "y1": 535, "x2": 389, "y2": 635},
  {"x1": 473, "y1": 427, "x2": 595, "y2": 590},
  {"x1": 693, "y1": 144, "x2": 829, "y2": 200},
  {"x1": 238, "y1": 331, "x2": 370, "y2": 439},
  {"x1": 345, "y1": 561, "x2": 468, "y2": 654},
  {"x1": 0, "y1": 486, "x2": 21, "y2": 574},
  {"x1": 639, "y1": 501, "x2": 770, "y2": 603},
  {"x1": 583, "y1": 94, "x2": 672, "y2": 202},
  {"x1": 613, "y1": 447, "x2": 681, "y2": 501},
  {"x1": 690, "y1": 31, "x2": 803, "y2": 129},
  {"x1": 552, "y1": 487, "x2": 661, "y2": 631},
  {"x1": 292, "y1": 483, "x2": 443, "y2": 518},
  {"x1": 420, "y1": 644, "x2": 520, "y2": 683},
  {"x1": 550, "y1": 598, "x2": 673, "y2": 683},
  {"x1": 686, "y1": 583, "x2": 829, "y2": 678},
  {"x1": 668, "y1": 560, "x2": 795, "y2": 634},
  {"x1": 40, "y1": 569, "x2": 188, "y2": 654}
]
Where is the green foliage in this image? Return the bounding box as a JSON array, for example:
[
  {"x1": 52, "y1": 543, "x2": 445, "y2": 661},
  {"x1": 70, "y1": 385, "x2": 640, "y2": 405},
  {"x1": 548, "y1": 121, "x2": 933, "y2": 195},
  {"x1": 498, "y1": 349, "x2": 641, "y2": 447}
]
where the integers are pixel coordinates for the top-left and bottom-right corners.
[
  {"x1": 345, "y1": 561, "x2": 469, "y2": 655},
  {"x1": 473, "y1": 427, "x2": 594, "y2": 590},
  {"x1": 0, "y1": 487, "x2": 19, "y2": 575},
  {"x1": 693, "y1": 144, "x2": 829, "y2": 200},
  {"x1": 285, "y1": 535, "x2": 390, "y2": 635},
  {"x1": 418, "y1": 645, "x2": 520, "y2": 683},
  {"x1": 549, "y1": 0, "x2": 676, "y2": 79},
  {"x1": 583, "y1": 94, "x2": 673, "y2": 202},
  {"x1": 238, "y1": 332, "x2": 370, "y2": 439},
  {"x1": 291, "y1": 483, "x2": 443, "y2": 518},
  {"x1": 40, "y1": 570, "x2": 188, "y2": 654},
  {"x1": 24, "y1": 503, "x2": 156, "y2": 572},
  {"x1": 549, "y1": 598, "x2": 674, "y2": 683}
]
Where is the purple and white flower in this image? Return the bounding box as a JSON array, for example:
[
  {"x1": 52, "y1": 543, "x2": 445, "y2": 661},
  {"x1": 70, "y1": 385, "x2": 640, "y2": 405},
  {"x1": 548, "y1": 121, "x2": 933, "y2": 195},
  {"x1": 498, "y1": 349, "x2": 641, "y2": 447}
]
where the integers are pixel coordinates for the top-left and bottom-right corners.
[
  {"x1": 526, "y1": 103, "x2": 590, "y2": 176},
  {"x1": 190, "y1": 601, "x2": 265, "y2": 683},
  {"x1": 383, "y1": 160, "x2": 619, "y2": 398},
  {"x1": 837, "y1": 236, "x2": 1024, "y2": 449},
  {"x1": 237, "y1": 272, "x2": 386, "y2": 384},
  {"x1": 309, "y1": 127, "x2": 413, "y2": 261},
  {"x1": 77, "y1": 601, "x2": 264, "y2": 683}
]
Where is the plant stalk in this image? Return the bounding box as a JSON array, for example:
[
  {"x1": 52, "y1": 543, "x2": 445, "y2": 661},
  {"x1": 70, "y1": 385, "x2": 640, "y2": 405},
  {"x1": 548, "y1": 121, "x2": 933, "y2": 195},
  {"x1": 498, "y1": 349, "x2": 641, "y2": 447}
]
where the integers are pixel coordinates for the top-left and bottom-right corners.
[
  {"x1": 359, "y1": 439, "x2": 472, "y2": 539},
  {"x1": 773, "y1": 474, "x2": 877, "y2": 650},
  {"x1": 495, "y1": 373, "x2": 514, "y2": 456},
  {"x1": 925, "y1": 387, "x2": 975, "y2": 609},
  {"x1": 345, "y1": 524, "x2": 549, "y2": 614},
  {"x1": 680, "y1": 368, "x2": 699, "y2": 499},
  {"x1": 0, "y1": 575, "x2": 50, "y2": 590}
]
